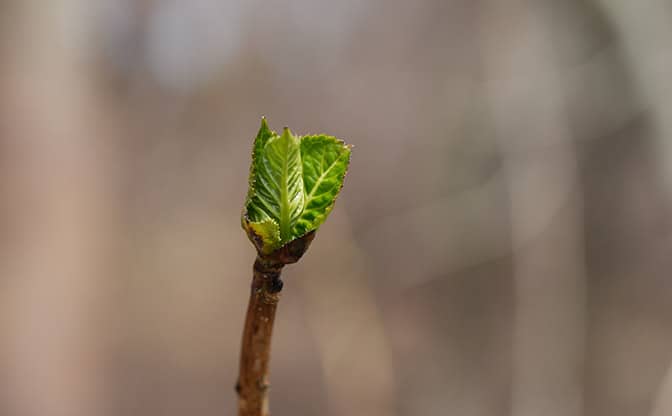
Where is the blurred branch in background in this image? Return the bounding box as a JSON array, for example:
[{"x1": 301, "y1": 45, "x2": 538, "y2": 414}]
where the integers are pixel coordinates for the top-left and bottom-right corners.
[
  {"x1": 0, "y1": 1, "x2": 121, "y2": 416},
  {"x1": 595, "y1": 3, "x2": 672, "y2": 416},
  {"x1": 596, "y1": 0, "x2": 672, "y2": 195},
  {"x1": 297, "y1": 212, "x2": 397, "y2": 416},
  {"x1": 483, "y1": 3, "x2": 586, "y2": 416}
]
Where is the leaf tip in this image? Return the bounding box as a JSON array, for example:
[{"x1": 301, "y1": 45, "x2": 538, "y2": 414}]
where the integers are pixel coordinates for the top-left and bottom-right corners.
[
  {"x1": 258, "y1": 116, "x2": 271, "y2": 134},
  {"x1": 281, "y1": 126, "x2": 294, "y2": 142}
]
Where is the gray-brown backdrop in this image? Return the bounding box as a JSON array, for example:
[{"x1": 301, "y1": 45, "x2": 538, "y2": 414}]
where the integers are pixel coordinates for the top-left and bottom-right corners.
[{"x1": 1, "y1": 1, "x2": 671, "y2": 416}]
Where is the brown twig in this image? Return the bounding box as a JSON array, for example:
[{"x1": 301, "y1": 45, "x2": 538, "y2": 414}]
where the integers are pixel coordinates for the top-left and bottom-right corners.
[{"x1": 237, "y1": 232, "x2": 315, "y2": 416}]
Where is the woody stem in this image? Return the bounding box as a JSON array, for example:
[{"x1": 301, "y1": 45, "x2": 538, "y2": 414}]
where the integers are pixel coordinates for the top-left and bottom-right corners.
[{"x1": 236, "y1": 257, "x2": 285, "y2": 416}]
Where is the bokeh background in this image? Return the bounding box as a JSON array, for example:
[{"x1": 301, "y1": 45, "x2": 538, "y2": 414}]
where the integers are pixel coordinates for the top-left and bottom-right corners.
[{"x1": 1, "y1": 1, "x2": 672, "y2": 416}]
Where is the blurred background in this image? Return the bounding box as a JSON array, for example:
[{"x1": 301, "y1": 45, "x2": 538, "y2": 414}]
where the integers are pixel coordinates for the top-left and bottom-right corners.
[{"x1": 1, "y1": 1, "x2": 672, "y2": 415}]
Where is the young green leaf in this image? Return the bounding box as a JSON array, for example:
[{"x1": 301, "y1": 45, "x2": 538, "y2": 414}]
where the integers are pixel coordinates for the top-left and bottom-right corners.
[
  {"x1": 243, "y1": 118, "x2": 351, "y2": 255},
  {"x1": 294, "y1": 135, "x2": 351, "y2": 237}
]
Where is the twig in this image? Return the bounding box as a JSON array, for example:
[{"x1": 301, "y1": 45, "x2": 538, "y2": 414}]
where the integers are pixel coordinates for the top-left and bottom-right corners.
[{"x1": 236, "y1": 232, "x2": 315, "y2": 416}]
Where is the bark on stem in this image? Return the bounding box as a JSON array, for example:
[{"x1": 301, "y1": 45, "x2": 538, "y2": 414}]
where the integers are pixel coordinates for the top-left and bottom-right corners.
[
  {"x1": 236, "y1": 231, "x2": 315, "y2": 416},
  {"x1": 237, "y1": 257, "x2": 284, "y2": 416}
]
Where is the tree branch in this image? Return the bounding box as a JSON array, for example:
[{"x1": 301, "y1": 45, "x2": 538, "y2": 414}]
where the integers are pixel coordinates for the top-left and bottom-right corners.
[{"x1": 236, "y1": 231, "x2": 315, "y2": 416}]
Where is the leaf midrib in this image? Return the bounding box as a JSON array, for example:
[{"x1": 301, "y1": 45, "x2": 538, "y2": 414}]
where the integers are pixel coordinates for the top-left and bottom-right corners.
[{"x1": 279, "y1": 133, "x2": 294, "y2": 242}]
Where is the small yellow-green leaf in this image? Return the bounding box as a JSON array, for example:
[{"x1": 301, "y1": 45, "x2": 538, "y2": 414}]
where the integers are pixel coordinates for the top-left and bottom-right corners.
[{"x1": 242, "y1": 216, "x2": 280, "y2": 255}]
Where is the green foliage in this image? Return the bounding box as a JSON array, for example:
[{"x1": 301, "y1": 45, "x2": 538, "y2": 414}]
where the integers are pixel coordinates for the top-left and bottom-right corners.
[{"x1": 243, "y1": 118, "x2": 351, "y2": 255}]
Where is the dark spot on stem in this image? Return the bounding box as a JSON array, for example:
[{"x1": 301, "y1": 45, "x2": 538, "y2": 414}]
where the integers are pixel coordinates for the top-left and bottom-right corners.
[{"x1": 268, "y1": 277, "x2": 283, "y2": 293}]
